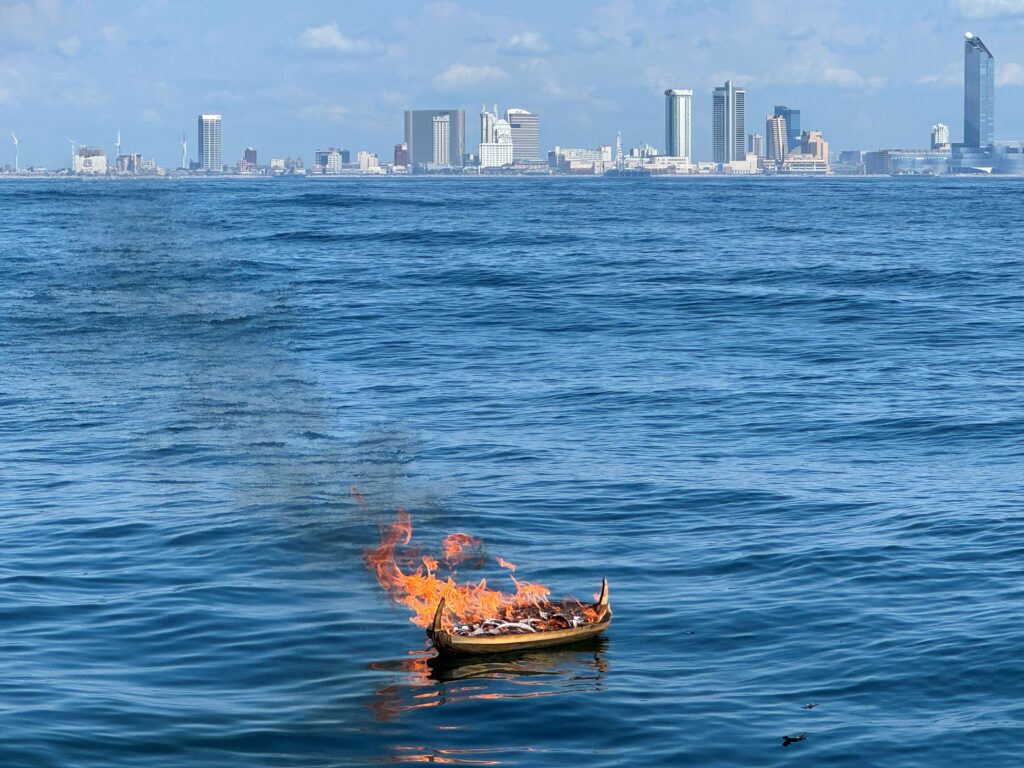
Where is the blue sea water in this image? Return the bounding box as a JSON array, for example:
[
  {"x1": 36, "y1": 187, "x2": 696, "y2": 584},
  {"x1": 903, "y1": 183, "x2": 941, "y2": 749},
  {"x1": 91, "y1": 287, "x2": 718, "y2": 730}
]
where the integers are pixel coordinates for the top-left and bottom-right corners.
[{"x1": 2, "y1": 177, "x2": 1023, "y2": 767}]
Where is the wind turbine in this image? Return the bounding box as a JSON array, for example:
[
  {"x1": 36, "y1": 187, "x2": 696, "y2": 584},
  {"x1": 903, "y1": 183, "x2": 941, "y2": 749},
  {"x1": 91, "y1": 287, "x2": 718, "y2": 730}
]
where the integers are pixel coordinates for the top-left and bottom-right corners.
[
  {"x1": 65, "y1": 136, "x2": 77, "y2": 167},
  {"x1": 115, "y1": 128, "x2": 121, "y2": 159},
  {"x1": 10, "y1": 130, "x2": 18, "y2": 172},
  {"x1": 180, "y1": 131, "x2": 187, "y2": 170}
]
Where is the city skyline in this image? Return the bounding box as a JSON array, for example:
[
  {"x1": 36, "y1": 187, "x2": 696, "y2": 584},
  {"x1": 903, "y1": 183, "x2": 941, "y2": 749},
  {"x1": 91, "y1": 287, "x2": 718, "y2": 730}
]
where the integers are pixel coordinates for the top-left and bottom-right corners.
[{"x1": 5, "y1": 1, "x2": 1024, "y2": 168}]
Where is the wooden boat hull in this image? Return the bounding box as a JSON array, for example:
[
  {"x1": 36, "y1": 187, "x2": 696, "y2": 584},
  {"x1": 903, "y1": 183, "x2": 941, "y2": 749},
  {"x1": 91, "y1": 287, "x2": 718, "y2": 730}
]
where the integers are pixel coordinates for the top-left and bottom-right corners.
[{"x1": 428, "y1": 579, "x2": 612, "y2": 656}]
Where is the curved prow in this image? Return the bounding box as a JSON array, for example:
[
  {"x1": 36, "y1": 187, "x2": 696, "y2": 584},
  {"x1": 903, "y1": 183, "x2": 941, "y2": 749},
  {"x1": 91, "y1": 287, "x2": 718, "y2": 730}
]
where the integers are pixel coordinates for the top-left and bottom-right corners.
[
  {"x1": 431, "y1": 597, "x2": 447, "y2": 635},
  {"x1": 594, "y1": 578, "x2": 610, "y2": 621}
]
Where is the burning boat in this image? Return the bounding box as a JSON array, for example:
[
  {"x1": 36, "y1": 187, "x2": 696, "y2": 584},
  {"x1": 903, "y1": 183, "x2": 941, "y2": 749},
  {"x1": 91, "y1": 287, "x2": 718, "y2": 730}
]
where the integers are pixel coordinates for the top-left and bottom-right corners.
[
  {"x1": 429, "y1": 578, "x2": 611, "y2": 655},
  {"x1": 366, "y1": 507, "x2": 613, "y2": 656}
]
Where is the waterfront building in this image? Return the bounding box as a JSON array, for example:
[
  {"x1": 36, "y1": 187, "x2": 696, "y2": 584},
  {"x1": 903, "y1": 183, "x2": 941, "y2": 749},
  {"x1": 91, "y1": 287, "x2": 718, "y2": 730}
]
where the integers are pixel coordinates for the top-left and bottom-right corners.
[
  {"x1": 780, "y1": 155, "x2": 830, "y2": 174},
  {"x1": 115, "y1": 153, "x2": 143, "y2": 173},
  {"x1": 963, "y1": 33, "x2": 994, "y2": 148},
  {"x1": 314, "y1": 148, "x2": 344, "y2": 174},
  {"x1": 865, "y1": 149, "x2": 951, "y2": 175},
  {"x1": 721, "y1": 153, "x2": 760, "y2": 175},
  {"x1": 357, "y1": 151, "x2": 380, "y2": 171},
  {"x1": 629, "y1": 144, "x2": 659, "y2": 158},
  {"x1": 394, "y1": 143, "x2": 410, "y2": 166},
  {"x1": 765, "y1": 114, "x2": 787, "y2": 164},
  {"x1": 548, "y1": 145, "x2": 613, "y2": 174},
  {"x1": 931, "y1": 123, "x2": 951, "y2": 149},
  {"x1": 664, "y1": 89, "x2": 692, "y2": 161},
  {"x1": 72, "y1": 146, "x2": 107, "y2": 174},
  {"x1": 712, "y1": 81, "x2": 746, "y2": 164},
  {"x1": 800, "y1": 130, "x2": 829, "y2": 162},
  {"x1": 951, "y1": 141, "x2": 1024, "y2": 174},
  {"x1": 773, "y1": 106, "x2": 801, "y2": 153},
  {"x1": 404, "y1": 109, "x2": 465, "y2": 168},
  {"x1": 748, "y1": 133, "x2": 764, "y2": 158},
  {"x1": 478, "y1": 105, "x2": 514, "y2": 168},
  {"x1": 197, "y1": 114, "x2": 222, "y2": 172},
  {"x1": 505, "y1": 108, "x2": 540, "y2": 161}
]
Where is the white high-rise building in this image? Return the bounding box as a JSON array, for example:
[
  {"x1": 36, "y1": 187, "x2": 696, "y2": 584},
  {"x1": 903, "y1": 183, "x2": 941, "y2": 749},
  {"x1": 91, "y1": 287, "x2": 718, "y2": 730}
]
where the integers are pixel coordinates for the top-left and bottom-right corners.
[
  {"x1": 664, "y1": 89, "x2": 692, "y2": 161},
  {"x1": 432, "y1": 114, "x2": 451, "y2": 166},
  {"x1": 478, "y1": 105, "x2": 514, "y2": 168},
  {"x1": 931, "y1": 123, "x2": 951, "y2": 149},
  {"x1": 504, "y1": 108, "x2": 540, "y2": 161},
  {"x1": 198, "y1": 114, "x2": 222, "y2": 171}
]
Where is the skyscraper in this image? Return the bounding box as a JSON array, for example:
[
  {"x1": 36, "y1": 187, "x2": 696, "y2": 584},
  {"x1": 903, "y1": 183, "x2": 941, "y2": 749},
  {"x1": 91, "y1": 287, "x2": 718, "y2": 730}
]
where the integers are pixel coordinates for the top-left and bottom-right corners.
[
  {"x1": 773, "y1": 106, "x2": 801, "y2": 153},
  {"x1": 404, "y1": 110, "x2": 465, "y2": 168},
  {"x1": 432, "y1": 114, "x2": 451, "y2": 166},
  {"x1": 963, "y1": 33, "x2": 994, "y2": 148},
  {"x1": 664, "y1": 89, "x2": 692, "y2": 160},
  {"x1": 197, "y1": 114, "x2": 222, "y2": 172},
  {"x1": 712, "y1": 81, "x2": 745, "y2": 165},
  {"x1": 765, "y1": 115, "x2": 787, "y2": 164},
  {"x1": 505, "y1": 108, "x2": 540, "y2": 161}
]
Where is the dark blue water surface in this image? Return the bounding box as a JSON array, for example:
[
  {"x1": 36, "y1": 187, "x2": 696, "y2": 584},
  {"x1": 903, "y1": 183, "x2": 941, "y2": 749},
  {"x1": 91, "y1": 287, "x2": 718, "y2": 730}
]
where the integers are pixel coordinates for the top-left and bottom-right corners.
[{"x1": 2, "y1": 177, "x2": 1024, "y2": 767}]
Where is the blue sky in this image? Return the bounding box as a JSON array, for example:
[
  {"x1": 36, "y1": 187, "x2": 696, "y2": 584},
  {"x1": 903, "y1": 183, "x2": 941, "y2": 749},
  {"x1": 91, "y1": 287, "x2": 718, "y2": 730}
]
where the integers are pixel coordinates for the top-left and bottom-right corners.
[{"x1": 3, "y1": 0, "x2": 1024, "y2": 167}]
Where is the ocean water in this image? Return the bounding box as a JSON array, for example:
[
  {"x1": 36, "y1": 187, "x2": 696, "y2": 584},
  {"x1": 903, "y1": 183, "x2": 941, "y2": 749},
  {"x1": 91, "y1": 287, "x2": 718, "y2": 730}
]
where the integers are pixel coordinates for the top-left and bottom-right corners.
[{"x1": 2, "y1": 177, "x2": 1023, "y2": 767}]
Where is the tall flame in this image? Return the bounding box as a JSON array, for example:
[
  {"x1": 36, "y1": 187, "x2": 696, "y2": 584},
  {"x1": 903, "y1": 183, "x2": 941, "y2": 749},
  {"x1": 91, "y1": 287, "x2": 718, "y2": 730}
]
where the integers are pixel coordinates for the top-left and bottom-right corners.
[{"x1": 365, "y1": 509, "x2": 552, "y2": 628}]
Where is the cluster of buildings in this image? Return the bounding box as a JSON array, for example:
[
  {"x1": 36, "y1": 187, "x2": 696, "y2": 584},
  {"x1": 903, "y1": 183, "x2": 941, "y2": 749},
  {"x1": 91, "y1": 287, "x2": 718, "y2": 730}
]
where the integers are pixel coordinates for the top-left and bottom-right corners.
[
  {"x1": 3, "y1": 33, "x2": 1022, "y2": 178},
  {"x1": 844, "y1": 33, "x2": 1024, "y2": 175}
]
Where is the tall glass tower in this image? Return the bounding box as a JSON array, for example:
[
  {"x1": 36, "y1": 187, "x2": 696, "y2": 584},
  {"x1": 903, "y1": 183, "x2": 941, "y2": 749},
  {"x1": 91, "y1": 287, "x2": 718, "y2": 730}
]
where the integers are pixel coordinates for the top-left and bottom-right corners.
[
  {"x1": 712, "y1": 81, "x2": 745, "y2": 164},
  {"x1": 664, "y1": 89, "x2": 692, "y2": 160},
  {"x1": 963, "y1": 33, "x2": 994, "y2": 148}
]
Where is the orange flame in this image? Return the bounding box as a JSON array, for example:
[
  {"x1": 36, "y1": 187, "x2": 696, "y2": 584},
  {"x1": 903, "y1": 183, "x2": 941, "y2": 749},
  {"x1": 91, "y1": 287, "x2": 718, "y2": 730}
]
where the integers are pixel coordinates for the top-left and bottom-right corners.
[
  {"x1": 365, "y1": 510, "x2": 552, "y2": 628},
  {"x1": 495, "y1": 556, "x2": 517, "y2": 573},
  {"x1": 441, "y1": 533, "x2": 483, "y2": 566}
]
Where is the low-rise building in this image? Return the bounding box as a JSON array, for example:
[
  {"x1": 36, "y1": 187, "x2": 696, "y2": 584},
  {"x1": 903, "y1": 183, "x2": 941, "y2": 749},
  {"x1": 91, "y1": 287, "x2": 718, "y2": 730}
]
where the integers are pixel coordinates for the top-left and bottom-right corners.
[
  {"x1": 865, "y1": 149, "x2": 950, "y2": 175},
  {"x1": 548, "y1": 145, "x2": 613, "y2": 171}
]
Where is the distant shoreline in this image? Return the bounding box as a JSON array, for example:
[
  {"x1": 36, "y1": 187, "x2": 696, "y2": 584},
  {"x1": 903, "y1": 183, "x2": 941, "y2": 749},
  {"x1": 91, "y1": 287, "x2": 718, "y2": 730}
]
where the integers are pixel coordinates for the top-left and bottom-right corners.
[{"x1": 2, "y1": 173, "x2": 1022, "y2": 182}]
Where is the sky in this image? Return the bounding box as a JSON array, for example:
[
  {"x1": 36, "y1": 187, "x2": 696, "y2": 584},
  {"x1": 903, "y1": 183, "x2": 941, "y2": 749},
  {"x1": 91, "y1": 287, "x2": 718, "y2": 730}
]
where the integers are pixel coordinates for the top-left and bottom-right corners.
[{"x1": 3, "y1": 0, "x2": 1024, "y2": 168}]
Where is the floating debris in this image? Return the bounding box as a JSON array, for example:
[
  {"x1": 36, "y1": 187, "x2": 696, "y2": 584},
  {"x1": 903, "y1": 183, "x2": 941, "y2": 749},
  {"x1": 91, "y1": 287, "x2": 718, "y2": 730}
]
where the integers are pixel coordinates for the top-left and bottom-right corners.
[
  {"x1": 801, "y1": 702, "x2": 817, "y2": 710},
  {"x1": 782, "y1": 733, "x2": 807, "y2": 747}
]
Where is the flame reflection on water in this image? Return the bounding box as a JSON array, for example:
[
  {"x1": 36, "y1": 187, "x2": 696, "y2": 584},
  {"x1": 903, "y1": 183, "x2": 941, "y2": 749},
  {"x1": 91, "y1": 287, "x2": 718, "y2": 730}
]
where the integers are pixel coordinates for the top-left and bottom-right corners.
[{"x1": 367, "y1": 637, "x2": 610, "y2": 724}]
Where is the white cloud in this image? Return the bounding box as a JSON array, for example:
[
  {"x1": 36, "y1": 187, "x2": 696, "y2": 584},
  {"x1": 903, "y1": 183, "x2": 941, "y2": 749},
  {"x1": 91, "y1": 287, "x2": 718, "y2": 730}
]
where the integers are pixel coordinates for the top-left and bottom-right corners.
[
  {"x1": 0, "y1": 0, "x2": 61, "y2": 42},
  {"x1": 427, "y1": 1, "x2": 460, "y2": 16},
  {"x1": 819, "y1": 66, "x2": 886, "y2": 89},
  {"x1": 997, "y1": 62, "x2": 1024, "y2": 85},
  {"x1": 141, "y1": 108, "x2": 161, "y2": 123},
  {"x1": 299, "y1": 104, "x2": 349, "y2": 123},
  {"x1": 916, "y1": 65, "x2": 961, "y2": 86},
  {"x1": 499, "y1": 32, "x2": 549, "y2": 55},
  {"x1": 55, "y1": 36, "x2": 82, "y2": 58},
  {"x1": 952, "y1": 0, "x2": 1024, "y2": 18},
  {"x1": 298, "y1": 23, "x2": 383, "y2": 55},
  {"x1": 433, "y1": 63, "x2": 506, "y2": 90},
  {"x1": 0, "y1": 85, "x2": 12, "y2": 105}
]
